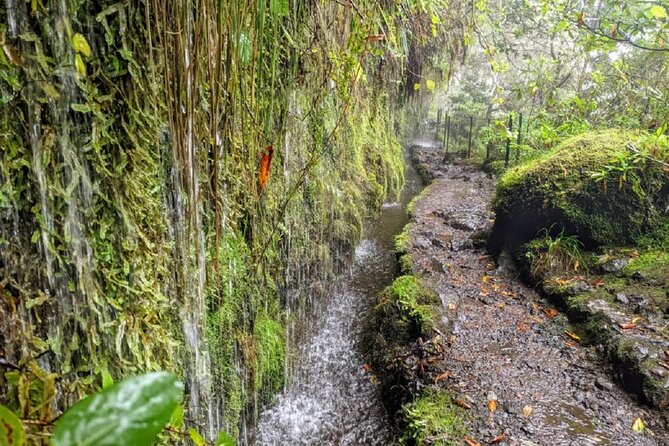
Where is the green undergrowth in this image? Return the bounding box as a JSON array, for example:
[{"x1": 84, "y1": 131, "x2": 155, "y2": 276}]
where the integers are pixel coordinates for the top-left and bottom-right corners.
[
  {"x1": 492, "y1": 130, "x2": 669, "y2": 251},
  {"x1": 401, "y1": 388, "x2": 468, "y2": 446}
]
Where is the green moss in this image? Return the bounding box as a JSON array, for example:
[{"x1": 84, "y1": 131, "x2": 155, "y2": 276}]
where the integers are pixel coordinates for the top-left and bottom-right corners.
[
  {"x1": 493, "y1": 130, "x2": 669, "y2": 249},
  {"x1": 401, "y1": 389, "x2": 468, "y2": 446},
  {"x1": 399, "y1": 253, "x2": 414, "y2": 274},
  {"x1": 395, "y1": 223, "x2": 413, "y2": 254},
  {"x1": 624, "y1": 250, "x2": 669, "y2": 282},
  {"x1": 383, "y1": 275, "x2": 438, "y2": 330},
  {"x1": 254, "y1": 311, "x2": 286, "y2": 399}
]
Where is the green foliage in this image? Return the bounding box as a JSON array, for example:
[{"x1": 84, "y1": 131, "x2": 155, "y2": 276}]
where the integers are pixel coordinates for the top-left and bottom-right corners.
[
  {"x1": 52, "y1": 372, "x2": 183, "y2": 446},
  {"x1": 401, "y1": 389, "x2": 468, "y2": 446},
  {"x1": 526, "y1": 227, "x2": 584, "y2": 278},
  {"x1": 493, "y1": 130, "x2": 669, "y2": 249},
  {"x1": 0, "y1": 404, "x2": 25, "y2": 446}
]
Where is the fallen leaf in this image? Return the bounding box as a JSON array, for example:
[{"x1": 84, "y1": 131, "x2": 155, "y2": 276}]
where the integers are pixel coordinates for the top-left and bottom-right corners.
[
  {"x1": 632, "y1": 417, "x2": 645, "y2": 432},
  {"x1": 487, "y1": 399, "x2": 497, "y2": 412},
  {"x1": 658, "y1": 360, "x2": 669, "y2": 371},
  {"x1": 618, "y1": 323, "x2": 637, "y2": 330},
  {"x1": 522, "y1": 405, "x2": 533, "y2": 418},
  {"x1": 366, "y1": 34, "x2": 385, "y2": 42},
  {"x1": 453, "y1": 398, "x2": 472, "y2": 410},
  {"x1": 482, "y1": 275, "x2": 489, "y2": 283},
  {"x1": 464, "y1": 436, "x2": 482, "y2": 446},
  {"x1": 564, "y1": 340, "x2": 578, "y2": 348},
  {"x1": 490, "y1": 433, "x2": 506, "y2": 444},
  {"x1": 362, "y1": 363, "x2": 372, "y2": 373},
  {"x1": 258, "y1": 146, "x2": 274, "y2": 192},
  {"x1": 590, "y1": 277, "x2": 605, "y2": 288},
  {"x1": 434, "y1": 371, "x2": 451, "y2": 384},
  {"x1": 448, "y1": 303, "x2": 457, "y2": 311},
  {"x1": 517, "y1": 321, "x2": 527, "y2": 332},
  {"x1": 565, "y1": 331, "x2": 581, "y2": 341},
  {"x1": 544, "y1": 308, "x2": 559, "y2": 318},
  {"x1": 632, "y1": 317, "x2": 643, "y2": 324}
]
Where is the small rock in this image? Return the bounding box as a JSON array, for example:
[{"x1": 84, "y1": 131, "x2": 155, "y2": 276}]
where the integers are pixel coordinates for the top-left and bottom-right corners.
[
  {"x1": 599, "y1": 258, "x2": 628, "y2": 274},
  {"x1": 496, "y1": 251, "x2": 517, "y2": 276},
  {"x1": 631, "y1": 271, "x2": 646, "y2": 281},
  {"x1": 595, "y1": 376, "x2": 614, "y2": 391},
  {"x1": 615, "y1": 293, "x2": 629, "y2": 305}
]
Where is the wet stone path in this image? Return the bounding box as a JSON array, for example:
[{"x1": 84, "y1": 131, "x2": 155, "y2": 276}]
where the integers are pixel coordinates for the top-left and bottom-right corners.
[{"x1": 406, "y1": 140, "x2": 669, "y2": 445}]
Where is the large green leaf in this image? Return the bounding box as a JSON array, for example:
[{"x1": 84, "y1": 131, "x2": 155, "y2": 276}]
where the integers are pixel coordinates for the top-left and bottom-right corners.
[
  {"x1": 52, "y1": 372, "x2": 183, "y2": 446},
  {"x1": 0, "y1": 405, "x2": 25, "y2": 446}
]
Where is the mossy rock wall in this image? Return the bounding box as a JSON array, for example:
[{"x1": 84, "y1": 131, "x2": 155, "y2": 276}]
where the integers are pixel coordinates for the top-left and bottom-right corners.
[
  {"x1": 0, "y1": 0, "x2": 453, "y2": 442},
  {"x1": 490, "y1": 130, "x2": 669, "y2": 252}
]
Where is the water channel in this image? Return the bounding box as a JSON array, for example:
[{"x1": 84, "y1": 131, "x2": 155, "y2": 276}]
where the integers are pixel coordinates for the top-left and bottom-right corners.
[{"x1": 253, "y1": 148, "x2": 424, "y2": 445}]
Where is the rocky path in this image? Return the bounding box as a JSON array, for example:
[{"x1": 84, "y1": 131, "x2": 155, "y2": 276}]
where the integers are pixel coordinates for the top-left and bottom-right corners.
[{"x1": 405, "y1": 139, "x2": 669, "y2": 445}]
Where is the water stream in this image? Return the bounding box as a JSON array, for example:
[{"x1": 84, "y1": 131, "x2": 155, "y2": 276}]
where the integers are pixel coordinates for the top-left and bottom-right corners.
[{"x1": 253, "y1": 149, "x2": 424, "y2": 445}]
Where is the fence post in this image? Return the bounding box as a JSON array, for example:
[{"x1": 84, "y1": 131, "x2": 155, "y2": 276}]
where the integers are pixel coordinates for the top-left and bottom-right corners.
[
  {"x1": 436, "y1": 109, "x2": 442, "y2": 137},
  {"x1": 445, "y1": 115, "x2": 451, "y2": 154},
  {"x1": 486, "y1": 117, "x2": 491, "y2": 160},
  {"x1": 515, "y1": 113, "x2": 523, "y2": 161},
  {"x1": 504, "y1": 114, "x2": 513, "y2": 168},
  {"x1": 467, "y1": 116, "x2": 474, "y2": 158}
]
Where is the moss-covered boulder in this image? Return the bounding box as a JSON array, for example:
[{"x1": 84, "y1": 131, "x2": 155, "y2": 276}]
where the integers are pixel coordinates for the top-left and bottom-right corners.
[{"x1": 490, "y1": 130, "x2": 669, "y2": 251}]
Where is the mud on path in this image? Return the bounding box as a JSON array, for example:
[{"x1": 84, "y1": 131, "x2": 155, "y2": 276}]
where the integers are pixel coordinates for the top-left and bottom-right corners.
[{"x1": 405, "y1": 140, "x2": 669, "y2": 445}]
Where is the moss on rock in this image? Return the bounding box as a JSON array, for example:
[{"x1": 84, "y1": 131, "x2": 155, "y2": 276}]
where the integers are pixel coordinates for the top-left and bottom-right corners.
[
  {"x1": 491, "y1": 130, "x2": 669, "y2": 251},
  {"x1": 400, "y1": 388, "x2": 468, "y2": 446}
]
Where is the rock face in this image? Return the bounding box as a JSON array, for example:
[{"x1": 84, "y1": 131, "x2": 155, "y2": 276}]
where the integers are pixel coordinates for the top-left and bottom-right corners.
[{"x1": 490, "y1": 130, "x2": 669, "y2": 252}]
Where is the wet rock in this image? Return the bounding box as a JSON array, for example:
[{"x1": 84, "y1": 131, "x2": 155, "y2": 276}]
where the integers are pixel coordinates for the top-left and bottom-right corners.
[
  {"x1": 564, "y1": 281, "x2": 594, "y2": 295},
  {"x1": 448, "y1": 219, "x2": 477, "y2": 232},
  {"x1": 599, "y1": 258, "x2": 629, "y2": 274},
  {"x1": 496, "y1": 251, "x2": 517, "y2": 276},
  {"x1": 632, "y1": 271, "x2": 646, "y2": 281},
  {"x1": 595, "y1": 376, "x2": 614, "y2": 391},
  {"x1": 615, "y1": 293, "x2": 629, "y2": 305},
  {"x1": 414, "y1": 236, "x2": 431, "y2": 249}
]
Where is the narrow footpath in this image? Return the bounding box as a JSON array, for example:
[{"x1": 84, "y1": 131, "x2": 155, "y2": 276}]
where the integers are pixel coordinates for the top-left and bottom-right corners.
[{"x1": 405, "y1": 139, "x2": 669, "y2": 445}]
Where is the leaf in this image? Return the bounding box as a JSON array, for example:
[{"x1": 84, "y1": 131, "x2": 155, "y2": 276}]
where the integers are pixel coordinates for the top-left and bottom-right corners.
[
  {"x1": 522, "y1": 405, "x2": 533, "y2": 418},
  {"x1": 490, "y1": 433, "x2": 506, "y2": 444},
  {"x1": 426, "y1": 79, "x2": 436, "y2": 92},
  {"x1": 544, "y1": 308, "x2": 558, "y2": 318},
  {"x1": 453, "y1": 398, "x2": 471, "y2": 410},
  {"x1": 72, "y1": 33, "x2": 92, "y2": 57},
  {"x1": 74, "y1": 53, "x2": 86, "y2": 77},
  {"x1": 413, "y1": 82, "x2": 420, "y2": 91},
  {"x1": 434, "y1": 371, "x2": 451, "y2": 384},
  {"x1": 464, "y1": 436, "x2": 481, "y2": 446},
  {"x1": 169, "y1": 405, "x2": 184, "y2": 429},
  {"x1": 189, "y1": 428, "x2": 206, "y2": 446},
  {"x1": 70, "y1": 103, "x2": 91, "y2": 113},
  {"x1": 632, "y1": 417, "x2": 645, "y2": 432},
  {"x1": 52, "y1": 372, "x2": 183, "y2": 446},
  {"x1": 0, "y1": 405, "x2": 25, "y2": 446},
  {"x1": 618, "y1": 323, "x2": 637, "y2": 330},
  {"x1": 258, "y1": 146, "x2": 274, "y2": 192},
  {"x1": 42, "y1": 83, "x2": 61, "y2": 99},
  {"x1": 565, "y1": 331, "x2": 581, "y2": 341},
  {"x1": 269, "y1": 0, "x2": 289, "y2": 17},
  {"x1": 216, "y1": 430, "x2": 236, "y2": 446},
  {"x1": 649, "y1": 5, "x2": 668, "y2": 19},
  {"x1": 487, "y1": 399, "x2": 497, "y2": 412}
]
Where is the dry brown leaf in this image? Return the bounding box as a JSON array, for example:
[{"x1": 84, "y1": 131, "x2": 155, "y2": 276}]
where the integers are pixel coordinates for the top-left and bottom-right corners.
[
  {"x1": 590, "y1": 277, "x2": 605, "y2": 288},
  {"x1": 487, "y1": 399, "x2": 497, "y2": 412},
  {"x1": 522, "y1": 405, "x2": 533, "y2": 418},
  {"x1": 434, "y1": 371, "x2": 451, "y2": 384},
  {"x1": 490, "y1": 433, "x2": 506, "y2": 444},
  {"x1": 544, "y1": 308, "x2": 559, "y2": 318},
  {"x1": 454, "y1": 398, "x2": 472, "y2": 410},
  {"x1": 565, "y1": 331, "x2": 581, "y2": 341},
  {"x1": 564, "y1": 340, "x2": 578, "y2": 348},
  {"x1": 619, "y1": 323, "x2": 637, "y2": 330},
  {"x1": 517, "y1": 321, "x2": 527, "y2": 332},
  {"x1": 659, "y1": 360, "x2": 669, "y2": 371},
  {"x1": 448, "y1": 303, "x2": 457, "y2": 311},
  {"x1": 463, "y1": 436, "x2": 482, "y2": 446},
  {"x1": 362, "y1": 363, "x2": 372, "y2": 373}
]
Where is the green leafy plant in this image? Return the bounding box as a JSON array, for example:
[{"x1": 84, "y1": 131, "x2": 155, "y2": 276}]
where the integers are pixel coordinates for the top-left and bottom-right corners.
[
  {"x1": 51, "y1": 372, "x2": 183, "y2": 446},
  {"x1": 527, "y1": 227, "x2": 584, "y2": 278}
]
